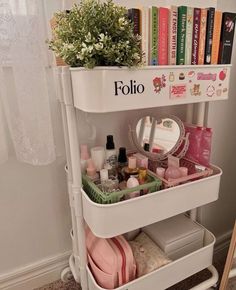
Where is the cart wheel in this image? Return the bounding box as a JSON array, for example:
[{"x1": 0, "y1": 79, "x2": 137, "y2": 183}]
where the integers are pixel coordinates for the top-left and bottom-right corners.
[{"x1": 61, "y1": 267, "x2": 73, "y2": 282}]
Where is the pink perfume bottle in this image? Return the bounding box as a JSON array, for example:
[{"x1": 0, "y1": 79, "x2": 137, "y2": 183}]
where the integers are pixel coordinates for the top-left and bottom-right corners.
[{"x1": 198, "y1": 128, "x2": 212, "y2": 166}]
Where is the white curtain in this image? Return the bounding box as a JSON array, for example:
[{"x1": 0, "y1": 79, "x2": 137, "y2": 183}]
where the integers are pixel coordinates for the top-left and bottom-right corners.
[{"x1": 0, "y1": 0, "x2": 66, "y2": 165}]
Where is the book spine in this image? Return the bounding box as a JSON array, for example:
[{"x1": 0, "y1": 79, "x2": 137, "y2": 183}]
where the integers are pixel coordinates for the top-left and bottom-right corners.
[
  {"x1": 185, "y1": 7, "x2": 194, "y2": 65},
  {"x1": 177, "y1": 6, "x2": 187, "y2": 65},
  {"x1": 191, "y1": 8, "x2": 201, "y2": 65},
  {"x1": 168, "y1": 6, "x2": 178, "y2": 65},
  {"x1": 150, "y1": 7, "x2": 158, "y2": 65},
  {"x1": 204, "y1": 7, "x2": 215, "y2": 64},
  {"x1": 128, "y1": 8, "x2": 141, "y2": 36},
  {"x1": 219, "y1": 12, "x2": 236, "y2": 64},
  {"x1": 211, "y1": 11, "x2": 223, "y2": 64},
  {"x1": 158, "y1": 7, "x2": 169, "y2": 65},
  {"x1": 198, "y1": 8, "x2": 207, "y2": 65},
  {"x1": 140, "y1": 7, "x2": 149, "y2": 65}
]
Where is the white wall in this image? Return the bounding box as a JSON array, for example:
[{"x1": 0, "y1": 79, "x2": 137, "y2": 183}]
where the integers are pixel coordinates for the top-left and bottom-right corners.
[
  {"x1": 200, "y1": 0, "x2": 236, "y2": 238},
  {"x1": 0, "y1": 0, "x2": 236, "y2": 288}
]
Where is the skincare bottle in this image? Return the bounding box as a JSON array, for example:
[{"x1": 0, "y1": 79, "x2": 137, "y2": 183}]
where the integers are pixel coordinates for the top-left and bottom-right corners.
[
  {"x1": 125, "y1": 176, "x2": 140, "y2": 199},
  {"x1": 124, "y1": 156, "x2": 139, "y2": 180},
  {"x1": 156, "y1": 167, "x2": 166, "y2": 178},
  {"x1": 138, "y1": 167, "x2": 147, "y2": 184},
  {"x1": 105, "y1": 135, "x2": 117, "y2": 170},
  {"x1": 86, "y1": 159, "x2": 99, "y2": 181},
  {"x1": 91, "y1": 146, "x2": 105, "y2": 171},
  {"x1": 80, "y1": 144, "x2": 90, "y2": 173},
  {"x1": 117, "y1": 147, "x2": 128, "y2": 182}
]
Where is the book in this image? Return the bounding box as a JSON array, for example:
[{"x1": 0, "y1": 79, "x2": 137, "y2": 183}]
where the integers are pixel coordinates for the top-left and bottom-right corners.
[
  {"x1": 198, "y1": 8, "x2": 207, "y2": 65},
  {"x1": 177, "y1": 6, "x2": 187, "y2": 65},
  {"x1": 185, "y1": 7, "x2": 194, "y2": 65},
  {"x1": 191, "y1": 8, "x2": 201, "y2": 65},
  {"x1": 218, "y1": 12, "x2": 236, "y2": 64},
  {"x1": 158, "y1": 7, "x2": 169, "y2": 65},
  {"x1": 204, "y1": 7, "x2": 215, "y2": 64},
  {"x1": 140, "y1": 7, "x2": 149, "y2": 65},
  {"x1": 168, "y1": 6, "x2": 178, "y2": 65},
  {"x1": 149, "y1": 7, "x2": 158, "y2": 65},
  {"x1": 128, "y1": 8, "x2": 141, "y2": 36},
  {"x1": 211, "y1": 11, "x2": 222, "y2": 64}
]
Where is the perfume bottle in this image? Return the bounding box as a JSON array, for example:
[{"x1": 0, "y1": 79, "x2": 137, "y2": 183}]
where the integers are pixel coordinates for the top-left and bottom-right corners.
[
  {"x1": 124, "y1": 156, "x2": 139, "y2": 181},
  {"x1": 99, "y1": 168, "x2": 119, "y2": 193}
]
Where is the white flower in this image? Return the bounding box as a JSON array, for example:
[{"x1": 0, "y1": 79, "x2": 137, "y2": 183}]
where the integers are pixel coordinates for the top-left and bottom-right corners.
[
  {"x1": 133, "y1": 53, "x2": 140, "y2": 60},
  {"x1": 82, "y1": 42, "x2": 87, "y2": 48},
  {"x1": 99, "y1": 33, "x2": 105, "y2": 41},
  {"x1": 85, "y1": 32, "x2": 92, "y2": 42},
  {"x1": 94, "y1": 43, "x2": 103, "y2": 50}
]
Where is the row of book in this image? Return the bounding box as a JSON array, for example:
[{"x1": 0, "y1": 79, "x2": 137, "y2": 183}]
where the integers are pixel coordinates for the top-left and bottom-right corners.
[{"x1": 127, "y1": 7, "x2": 236, "y2": 65}]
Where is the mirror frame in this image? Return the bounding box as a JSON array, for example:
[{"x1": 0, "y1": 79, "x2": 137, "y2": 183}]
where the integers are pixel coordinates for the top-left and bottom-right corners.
[{"x1": 129, "y1": 114, "x2": 186, "y2": 161}]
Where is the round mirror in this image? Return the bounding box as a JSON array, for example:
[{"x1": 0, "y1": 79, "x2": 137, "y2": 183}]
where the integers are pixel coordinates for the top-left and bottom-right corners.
[{"x1": 129, "y1": 115, "x2": 186, "y2": 161}]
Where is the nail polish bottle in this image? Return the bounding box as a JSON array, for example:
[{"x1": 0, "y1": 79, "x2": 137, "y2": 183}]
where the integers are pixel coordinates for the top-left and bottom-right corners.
[
  {"x1": 124, "y1": 156, "x2": 139, "y2": 181},
  {"x1": 138, "y1": 167, "x2": 147, "y2": 184},
  {"x1": 144, "y1": 143, "x2": 150, "y2": 152},
  {"x1": 117, "y1": 147, "x2": 128, "y2": 182}
]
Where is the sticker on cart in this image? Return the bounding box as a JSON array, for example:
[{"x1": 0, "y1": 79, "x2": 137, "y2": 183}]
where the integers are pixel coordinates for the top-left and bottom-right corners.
[
  {"x1": 197, "y1": 73, "x2": 217, "y2": 81},
  {"x1": 188, "y1": 71, "x2": 195, "y2": 78},
  {"x1": 219, "y1": 68, "x2": 227, "y2": 81},
  {"x1": 190, "y1": 84, "x2": 201, "y2": 96},
  {"x1": 206, "y1": 85, "x2": 215, "y2": 97},
  {"x1": 170, "y1": 84, "x2": 187, "y2": 99},
  {"x1": 153, "y1": 75, "x2": 167, "y2": 94}
]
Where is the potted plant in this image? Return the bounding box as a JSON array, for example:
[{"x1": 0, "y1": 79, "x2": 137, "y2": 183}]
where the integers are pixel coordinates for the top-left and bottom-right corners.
[{"x1": 49, "y1": 0, "x2": 142, "y2": 68}]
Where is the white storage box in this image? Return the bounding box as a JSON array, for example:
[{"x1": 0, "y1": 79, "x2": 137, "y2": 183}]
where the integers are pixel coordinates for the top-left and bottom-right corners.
[
  {"x1": 87, "y1": 226, "x2": 215, "y2": 290},
  {"x1": 70, "y1": 65, "x2": 231, "y2": 113},
  {"x1": 143, "y1": 214, "x2": 204, "y2": 260}
]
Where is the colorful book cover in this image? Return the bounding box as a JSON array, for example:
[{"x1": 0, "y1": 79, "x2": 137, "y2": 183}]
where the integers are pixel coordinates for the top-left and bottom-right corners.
[
  {"x1": 149, "y1": 6, "x2": 158, "y2": 65},
  {"x1": 211, "y1": 11, "x2": 223, "y2": 64},
  {"x1": 219, "y1": 12, "x2": 236, "y2": 64},
  {"x1": 191, "y1": 8, "x2": 201, "y2": 65},
  {"x1": 128, "y1": 8, "x2": 141, "y2": 36},
  {"x1": 140, "y1": 7, "x2": 149, "y2": 65},
  {"x1": 185, "y1": 7, "x2": 194, "y2": 65},
  {"x1": 158, "y1": 7, "x2": 169, "y2": 65},
  {"x1": 204, "y1": 7, "x2": 215, "y2": 64},
  {"x1": 198, "y1": 8, "x2": 207, "y2": 65},
  {"x1": 177, "y1": 6, "x2": 187, "y2": 65},
  {"x1": 168, "y1": 6, "x2": 178, "y2": 65}
]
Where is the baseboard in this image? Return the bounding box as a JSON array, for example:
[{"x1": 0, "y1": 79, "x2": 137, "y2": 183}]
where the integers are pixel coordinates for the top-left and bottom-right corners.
[
  {"x1": 0, "y1": 251, "x2": 71, "y2": 290},
  {"x1": 214, "y1": 229, "x2": 233, "y2": 261}
]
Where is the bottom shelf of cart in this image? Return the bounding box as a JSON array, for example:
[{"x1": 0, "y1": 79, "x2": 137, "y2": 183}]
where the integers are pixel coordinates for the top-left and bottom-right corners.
[{"x1": 86, "y1": 227, "x2": 215, "y2": 290}]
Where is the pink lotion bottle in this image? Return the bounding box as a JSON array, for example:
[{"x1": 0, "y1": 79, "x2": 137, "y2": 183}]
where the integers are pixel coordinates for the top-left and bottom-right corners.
[{"x1": 80, "y1": 144, "x2": 90, "y2": 173}]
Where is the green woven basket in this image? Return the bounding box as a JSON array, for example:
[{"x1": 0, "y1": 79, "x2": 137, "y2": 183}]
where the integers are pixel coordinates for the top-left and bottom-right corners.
[{"x1": 82, "y1": 172, "x2": 162, "y2": 204}]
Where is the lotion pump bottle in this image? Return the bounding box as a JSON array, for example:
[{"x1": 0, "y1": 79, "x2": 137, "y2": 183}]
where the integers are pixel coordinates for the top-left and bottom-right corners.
[{"x1": 105, "y1": 135, "x2": 117, "y2": 169}]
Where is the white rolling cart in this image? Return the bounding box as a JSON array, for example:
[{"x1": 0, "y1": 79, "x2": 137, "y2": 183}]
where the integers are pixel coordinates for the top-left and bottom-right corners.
[{"x1": 53, "y1": 62, "x2": 232, "y2": 290}]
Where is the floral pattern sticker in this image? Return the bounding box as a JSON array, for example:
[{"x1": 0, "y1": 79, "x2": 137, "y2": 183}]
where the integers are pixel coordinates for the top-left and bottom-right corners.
[{"x1": 153, "y1": 75, "x2": 166, "y2": 93}]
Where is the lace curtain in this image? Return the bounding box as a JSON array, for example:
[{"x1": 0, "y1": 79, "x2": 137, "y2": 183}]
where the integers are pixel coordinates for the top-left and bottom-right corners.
[{"x1": 0, "y1": 0, "x2": 69, "y2": 165}]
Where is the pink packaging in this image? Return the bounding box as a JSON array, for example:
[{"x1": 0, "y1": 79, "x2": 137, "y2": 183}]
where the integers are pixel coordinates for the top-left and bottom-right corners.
[
  {"x1": 86, "y1": 227, "x2": 136, "y2": 289},
  {"x1": 198, "y1": 128, "x2": 213, "y2": 167},
  {"x1": 185, "y1": 124, "x2": 213, "y2": 167}
]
